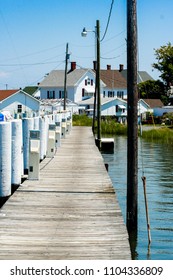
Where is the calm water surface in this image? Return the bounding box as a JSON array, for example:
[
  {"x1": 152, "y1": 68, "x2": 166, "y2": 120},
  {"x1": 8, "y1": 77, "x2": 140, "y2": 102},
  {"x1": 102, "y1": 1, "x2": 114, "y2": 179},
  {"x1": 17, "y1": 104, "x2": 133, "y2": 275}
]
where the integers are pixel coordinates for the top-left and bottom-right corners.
[{"x1": 102, "y1": 136, "x2": 173, "y2": 260}]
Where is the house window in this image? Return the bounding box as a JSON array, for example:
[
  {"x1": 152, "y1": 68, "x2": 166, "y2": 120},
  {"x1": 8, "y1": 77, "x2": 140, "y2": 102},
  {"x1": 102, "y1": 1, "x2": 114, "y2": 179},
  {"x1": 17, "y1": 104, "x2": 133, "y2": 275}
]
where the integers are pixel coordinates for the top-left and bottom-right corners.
[
  {"x1": 17, "y1": 104, "x2": 22, "y2": 113},
  {"x1": 117, "y1": 91, "x2": 124, "y2": 99},
  {"x1": 103, "y1": 91, "x2": 105, "y2": 98},
  {"x1": 59, "y1": 91, "x2": 64, "y2": 98},
  {"x1": 47, "y1": 90, "x2": 55, "y2": 99},
  {"x1": 82, "y1": 88, "x2": 85, "y2": 97},
  {"x1": 91, "y1": 79, "x2": 93, "y2": 86},
  {"x1": 116, "y1": 105, "x2": 118, "y2": 113},
  {"x1": 108, "y1": 91, "x2": 114, "y2": 97}
]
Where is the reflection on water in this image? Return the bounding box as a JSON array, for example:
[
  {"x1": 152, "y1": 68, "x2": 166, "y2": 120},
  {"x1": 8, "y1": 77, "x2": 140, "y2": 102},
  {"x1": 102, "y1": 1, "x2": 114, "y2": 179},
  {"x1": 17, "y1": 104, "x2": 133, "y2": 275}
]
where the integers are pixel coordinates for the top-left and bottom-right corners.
[{"x1": 102, "y1": 136, "x2": 173, "y2": 260}]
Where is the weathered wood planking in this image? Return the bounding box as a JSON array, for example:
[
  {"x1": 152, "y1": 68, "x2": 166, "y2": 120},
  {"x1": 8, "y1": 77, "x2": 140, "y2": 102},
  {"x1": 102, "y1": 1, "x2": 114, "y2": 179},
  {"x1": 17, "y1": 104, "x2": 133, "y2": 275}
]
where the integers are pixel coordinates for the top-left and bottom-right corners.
[{"x1": 0, "y1": 126, "x2": 131, "y2": 259}]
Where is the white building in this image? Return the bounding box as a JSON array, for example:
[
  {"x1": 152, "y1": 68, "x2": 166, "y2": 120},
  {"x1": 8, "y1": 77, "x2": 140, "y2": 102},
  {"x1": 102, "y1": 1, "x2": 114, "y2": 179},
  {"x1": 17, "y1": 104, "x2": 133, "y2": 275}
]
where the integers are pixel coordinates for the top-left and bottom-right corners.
[
  {"x1": 78, "y1": 97, "x2": 127, "y2": 122},
  {"x1": 99, "y1": 64, "x2": 127, "y2": 99},
  {"x1": 78, "y1": 97, "x2": 159, "y2": 122},
  {"x1": 39, "y1": 62, "x2": 106, "y2": 102},
  {"x1": 0, "y1": 89, "x2": 40, "y2": 118}
]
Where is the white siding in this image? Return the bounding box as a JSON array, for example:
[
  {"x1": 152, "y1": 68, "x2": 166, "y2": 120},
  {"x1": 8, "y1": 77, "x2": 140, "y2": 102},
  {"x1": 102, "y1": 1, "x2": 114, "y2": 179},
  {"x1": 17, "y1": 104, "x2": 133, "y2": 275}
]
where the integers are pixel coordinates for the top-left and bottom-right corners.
[
  {"x1": 103, "y1": 87, "x2": 127, "y2": 99},
  {"x1": 0, "y1": 91, "x2": 40, "y2": 117}
]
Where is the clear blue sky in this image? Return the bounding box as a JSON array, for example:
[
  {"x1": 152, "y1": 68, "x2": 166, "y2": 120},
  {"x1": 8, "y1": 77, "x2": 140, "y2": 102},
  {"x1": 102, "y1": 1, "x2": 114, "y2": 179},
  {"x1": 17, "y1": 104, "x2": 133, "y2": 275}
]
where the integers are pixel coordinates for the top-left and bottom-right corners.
[{"x1": 0, "y1": 0, "x2": 173, "y2": 89}]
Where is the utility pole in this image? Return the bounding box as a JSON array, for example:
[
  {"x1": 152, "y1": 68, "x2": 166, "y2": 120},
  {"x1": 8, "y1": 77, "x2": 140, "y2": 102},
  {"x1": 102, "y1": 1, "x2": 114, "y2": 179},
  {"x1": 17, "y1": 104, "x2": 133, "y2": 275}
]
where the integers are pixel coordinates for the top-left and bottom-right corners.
[
  {"x1": 96, "y1": 20, "x2": 101, "y2": 149},
  {"x1": 64, "y1": 43, "x2": 69, "y2": 111},
  {"x1": 92, "y1": 78, "x2": 97, "y2": 134},
  {"x1": 126, "y1": 0, "x2": 138, "y2": 231},
  {"x1": 92, "y1": 27, "x2": 97, "y2": 134}
]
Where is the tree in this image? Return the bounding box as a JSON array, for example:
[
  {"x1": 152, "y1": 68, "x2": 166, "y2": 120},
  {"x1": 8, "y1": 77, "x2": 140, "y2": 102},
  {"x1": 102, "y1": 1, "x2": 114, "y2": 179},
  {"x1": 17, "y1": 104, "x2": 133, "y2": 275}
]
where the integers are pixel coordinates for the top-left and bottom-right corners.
[
  {"x1": 152, "y1": 42, "x2": 173, "y2": 87},
  {"x1": 138, "y1": 79, "x2": 168, "y2": 105}
]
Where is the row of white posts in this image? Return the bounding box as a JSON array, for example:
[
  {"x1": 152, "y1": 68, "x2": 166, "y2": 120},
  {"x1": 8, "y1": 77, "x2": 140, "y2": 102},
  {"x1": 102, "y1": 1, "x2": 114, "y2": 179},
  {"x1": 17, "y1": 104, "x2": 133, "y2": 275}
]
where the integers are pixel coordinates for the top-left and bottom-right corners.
[{"x1": 0, "y1": 111, "x2": 72, "y2": 198}]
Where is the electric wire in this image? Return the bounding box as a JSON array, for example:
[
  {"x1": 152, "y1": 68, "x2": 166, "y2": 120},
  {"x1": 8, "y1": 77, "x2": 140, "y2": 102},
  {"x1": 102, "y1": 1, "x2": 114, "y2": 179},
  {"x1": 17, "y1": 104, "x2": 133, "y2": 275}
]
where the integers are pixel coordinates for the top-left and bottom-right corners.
[{"x1": 100, "y1": 0, "x2": 115, "y2": 42}]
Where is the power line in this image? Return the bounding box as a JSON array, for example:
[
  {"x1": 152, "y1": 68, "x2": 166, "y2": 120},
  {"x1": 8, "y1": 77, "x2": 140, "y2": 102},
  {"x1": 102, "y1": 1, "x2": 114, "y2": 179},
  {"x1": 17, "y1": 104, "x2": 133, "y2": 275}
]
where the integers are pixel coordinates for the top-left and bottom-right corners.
[
  {"x1": 101, "y1": 55, "x2": 120, "y2": 60},
  {"x1": 0, "y1": 45, "x2": 65, "y2": 64},
  {"x1": 101, "y1": 30, "x2": 125, "y2": 44},
  {"x1": 100, "y1": 0, "x2": 115, "y2": 42},
  {"x1": 0, "y1": 60, "x2": 64, "y2": 67}
]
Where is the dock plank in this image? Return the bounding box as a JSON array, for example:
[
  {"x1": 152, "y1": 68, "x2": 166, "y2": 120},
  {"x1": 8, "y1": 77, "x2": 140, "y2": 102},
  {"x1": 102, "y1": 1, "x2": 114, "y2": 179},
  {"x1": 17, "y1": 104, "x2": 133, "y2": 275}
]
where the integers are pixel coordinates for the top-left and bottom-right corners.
[{"x1": 0, "y1": 126, "x2": 131, "y2": 260}]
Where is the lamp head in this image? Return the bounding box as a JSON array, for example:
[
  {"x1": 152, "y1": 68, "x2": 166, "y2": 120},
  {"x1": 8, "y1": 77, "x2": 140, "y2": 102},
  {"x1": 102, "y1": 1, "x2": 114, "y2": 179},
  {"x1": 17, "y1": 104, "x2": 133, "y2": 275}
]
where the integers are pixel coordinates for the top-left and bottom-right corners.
[{"x1": 81, "y1": 27, "x2": 87, "y2": 37}]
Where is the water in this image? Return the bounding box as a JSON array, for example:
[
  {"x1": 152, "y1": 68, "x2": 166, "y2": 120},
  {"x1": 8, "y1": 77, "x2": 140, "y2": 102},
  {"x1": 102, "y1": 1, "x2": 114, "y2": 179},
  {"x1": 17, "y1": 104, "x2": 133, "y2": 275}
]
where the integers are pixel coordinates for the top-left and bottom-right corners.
[{"x1": 101, "y1": 136, "x2": 173, "y2": 260}]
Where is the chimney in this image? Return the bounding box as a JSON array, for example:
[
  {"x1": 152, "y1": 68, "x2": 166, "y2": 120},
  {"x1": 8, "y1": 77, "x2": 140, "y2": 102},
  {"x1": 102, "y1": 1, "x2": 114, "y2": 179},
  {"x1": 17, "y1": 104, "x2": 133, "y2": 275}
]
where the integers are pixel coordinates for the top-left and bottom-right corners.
[
  {"x1": 93, "y1": 61, "x2": 97, "y2": 71},
  {"x1": 107, "y1": 65, "x2": 111, "y2": 70},
  {"x1": 119, "y1": 64, "x2": 124, "y2": 72},
  {"x1": 71, "y1": 62, "x2": 76, "y2": 71}
]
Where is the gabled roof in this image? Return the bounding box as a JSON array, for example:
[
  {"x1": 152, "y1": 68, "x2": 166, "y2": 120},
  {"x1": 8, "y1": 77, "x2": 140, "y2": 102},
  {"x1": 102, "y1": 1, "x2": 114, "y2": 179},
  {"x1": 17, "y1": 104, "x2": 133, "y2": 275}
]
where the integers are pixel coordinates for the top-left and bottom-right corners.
[
  {"x1": 0, "y1": 89, "x2": 20, "y2": 101},
  {"x1": 39, "y1": 70, "x2": 64, "y2": 87},
  {"x1": 100, "y1": 70, "x2": 127, "y2": 89},
  {"x1": 67, "y1": 69, "x2": 95, "y2": 86},
  {"x1": 120, "y1": 70, "x2": 154, "y2": 83},
  {"x1": 23, "y1": 86, "x2": 38, "y2": 96},
  {"x1": 0, "y1": 89, "x2": 40, "y2": 103},
  {"x1": 39, "y1": 69, "x2": 99, "y2": 88},
  {"x1": 142, "y1": 99, "x2": 163, "y2": 108}
]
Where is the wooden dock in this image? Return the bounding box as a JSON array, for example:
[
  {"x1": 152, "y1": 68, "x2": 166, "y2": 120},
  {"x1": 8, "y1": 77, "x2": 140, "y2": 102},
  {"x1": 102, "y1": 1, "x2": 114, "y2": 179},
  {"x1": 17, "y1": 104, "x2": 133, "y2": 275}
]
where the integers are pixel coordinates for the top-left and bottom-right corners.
[{"x1": 0, "y1": 126, "x2": 131, "y2": 259}]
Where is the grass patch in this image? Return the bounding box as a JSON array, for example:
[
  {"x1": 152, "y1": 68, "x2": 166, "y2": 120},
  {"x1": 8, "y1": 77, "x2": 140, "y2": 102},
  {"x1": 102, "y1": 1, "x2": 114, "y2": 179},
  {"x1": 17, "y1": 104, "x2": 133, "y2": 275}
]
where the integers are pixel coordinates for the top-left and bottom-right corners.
[
  {"x1": 142, "y1": 127, "x2": 173, "y2": 144},
  {"x1": 72, "y1": 114, "x2": 92, "y2": 126},
  {"x1": 100, "y1": 120, "x2": 127, "y2": 135},
  {"x1": 72, "y1": 115, "x2": 173, "y2": 144},
  {"x1": 72, "y1": 115, "x2": 127, "y2": 135}
]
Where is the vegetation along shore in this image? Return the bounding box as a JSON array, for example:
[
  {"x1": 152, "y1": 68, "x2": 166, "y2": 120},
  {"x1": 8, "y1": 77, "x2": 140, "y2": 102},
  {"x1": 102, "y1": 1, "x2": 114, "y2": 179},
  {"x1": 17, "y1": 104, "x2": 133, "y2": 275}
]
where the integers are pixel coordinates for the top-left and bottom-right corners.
[{"x1": 73, "y1": 115, "x2": 173, "y2": 144}]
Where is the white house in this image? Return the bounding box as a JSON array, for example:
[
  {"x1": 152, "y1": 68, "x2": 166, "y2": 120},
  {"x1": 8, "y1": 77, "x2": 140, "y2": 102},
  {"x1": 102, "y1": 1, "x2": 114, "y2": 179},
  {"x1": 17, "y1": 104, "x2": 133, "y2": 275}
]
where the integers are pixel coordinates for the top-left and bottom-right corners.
[
  {"x1": 96, "y1": 64, "x2": 127, "y2": 99},
  {"x1": 39, "y1": 62, "x2": 106, "y2": 103},
  {"x1": 78, "y1": 97, "x2": 161, "y2": 122},
  {"x1": 78, "y1": 97, "x2": 127, "y2": 122},
  {"x1": 0, "y1": 89, "x2": 40, "y2": 118}
]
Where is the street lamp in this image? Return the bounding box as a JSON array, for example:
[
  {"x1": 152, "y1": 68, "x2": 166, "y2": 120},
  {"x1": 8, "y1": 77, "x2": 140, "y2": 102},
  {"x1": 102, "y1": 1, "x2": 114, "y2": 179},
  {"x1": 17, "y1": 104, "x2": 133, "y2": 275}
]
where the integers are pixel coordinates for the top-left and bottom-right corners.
[
  {"x1": 81, "y1": 20, "x2": 101, "y2": 149},
  {"x1": 81, "y1": 28, "x2": 95, "y2": 37}
]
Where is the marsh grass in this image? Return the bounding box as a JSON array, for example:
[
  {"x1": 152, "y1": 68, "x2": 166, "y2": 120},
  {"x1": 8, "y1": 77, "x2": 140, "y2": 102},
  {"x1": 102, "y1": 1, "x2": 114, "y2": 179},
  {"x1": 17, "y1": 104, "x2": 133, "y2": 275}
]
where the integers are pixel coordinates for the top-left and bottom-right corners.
[
  {"x1": 142, "y1": 127, "x2": 173, "y2": 144},
  {"x1": 72, "y1": 115, "x2": 127, "y2": 134},
  {"x1": 72, "y1": 115, "x2": 92, "y2": 126},
  {"x1": 100, "y1": 121, "x2": 127, "y2": 135},
  {"x1": 72, "y1": 115, "x2": 173, "y2": 144}
]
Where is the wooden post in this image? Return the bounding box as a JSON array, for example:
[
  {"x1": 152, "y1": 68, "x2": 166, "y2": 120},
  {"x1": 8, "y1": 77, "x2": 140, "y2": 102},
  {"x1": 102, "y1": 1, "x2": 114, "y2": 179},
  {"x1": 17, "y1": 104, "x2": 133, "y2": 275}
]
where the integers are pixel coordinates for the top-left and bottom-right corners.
[
  {"x1": 126, "y1": 0, "x2": 138, "y2": 231},
  {"x1": 64, "y1": 43, "x2": 69, "y2": 111},
  {"x1": 142, "y1": 176, "x2": 151, "y2": 244},
  {"x1": 96, "y1": 20, "x2": 101, "y2": 149},
  {"x1": 92, "y1": 76, "x2": 97, "y2": 134}
]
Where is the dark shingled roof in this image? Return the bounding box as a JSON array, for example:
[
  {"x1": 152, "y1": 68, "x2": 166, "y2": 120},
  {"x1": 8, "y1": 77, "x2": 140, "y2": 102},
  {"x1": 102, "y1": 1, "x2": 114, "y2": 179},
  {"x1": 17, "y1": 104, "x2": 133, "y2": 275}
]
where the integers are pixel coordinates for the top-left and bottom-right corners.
[
  {"x1": 23, "y1": 86, "x2": 38, "y2": 96},
  {"x1": 120, "y1": 70, "x2": 154, "y2": 83},
  {"x1": 100, "y1": 70, "x2": 127, "y2": 88},
  {"x1": 143, "y1": 99, "x2": 163, "y2": 108}
]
